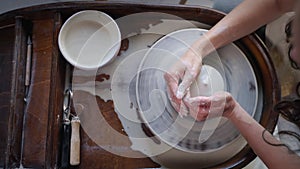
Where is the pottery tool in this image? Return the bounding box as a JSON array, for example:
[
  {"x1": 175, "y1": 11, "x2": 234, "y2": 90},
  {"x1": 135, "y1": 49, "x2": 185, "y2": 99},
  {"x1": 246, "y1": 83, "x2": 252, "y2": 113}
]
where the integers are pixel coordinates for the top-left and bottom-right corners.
[
  {"x1": 24, "y1": 35, "x2": 32, "y2": 102},
  {"x1": 61, "y1": 63, "x2": 81, "y2": 166},
  {"x1": 70, "y1": 115, "x2": 81, "y2": 165},
  {"x1": 69, "y1": 99, "x2": 83, "y2": 166},
  {"x1": 61, "y1": 63, "x2": 72, "y2": 168}
]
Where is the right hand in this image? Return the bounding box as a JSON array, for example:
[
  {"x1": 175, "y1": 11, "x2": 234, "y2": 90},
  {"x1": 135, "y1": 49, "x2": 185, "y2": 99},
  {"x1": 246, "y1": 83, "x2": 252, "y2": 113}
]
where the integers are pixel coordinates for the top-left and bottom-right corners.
[{"x1": 164, "y1": 46, "x2": 203, "y2": 117}]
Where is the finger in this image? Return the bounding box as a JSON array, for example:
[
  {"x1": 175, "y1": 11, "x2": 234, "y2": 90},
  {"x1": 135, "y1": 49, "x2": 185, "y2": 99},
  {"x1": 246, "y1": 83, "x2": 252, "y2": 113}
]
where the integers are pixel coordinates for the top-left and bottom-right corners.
[
  {"x1": 184, "y1": 96, "x2": 211, "y2": 121},
  {"x1": 188, "y1": 96, "x2": 211, "y2": 108},
  {"x1": 176, "y1": 55, "x2": 202, "y2": 99},
  {"x1": 176, "y1": 90, "x2": 190, "y2": 117},
  {"x1": 196, "y1": 97, "x2": 211, "y2": 121},
  {"x1": 182, "y1": 89, "x2": 191, "y2": 103},
  {"x1": 176, "y1": 70, "x2": 197, "y2": 99},
  {"x1": 190, "y1": 106, "x2": 209, "y2": 121},
  {"x1": 166, "y1": 83, "x2": 189, "y2": 117},
  {"x1": 208, "y1": 93, "x2": 226, "y2": 113},
  {"x1": 164, "y1": 73, "x2": 179, "y2": 96},
  {"x1": 165, "y1": 71, "x2": 190, "y2": 117},
  {"x1": 166, "y1": 84, "x2": 180, "y2": 112},
  {"x1": 185, "y1": 90, "x2": 191, "y2": 98},
  {"x1": 165, "y1": 75, "x2": 180, "y2": 91},
  {"x1": 179, "y1": 100, "x2": 189, "y2": 117},
  {"x1": 184, "y1": 96, "x2": 211, "y2": 113},
  {"x1": 165, "y1": 68, "x2": 184, "y2": 92},
  {"x1": 176, "y1": 48, "x2": 203, "y2": 99},
  {"x1": 167, "y1": 59, "x2": 186, "y2": 83}
]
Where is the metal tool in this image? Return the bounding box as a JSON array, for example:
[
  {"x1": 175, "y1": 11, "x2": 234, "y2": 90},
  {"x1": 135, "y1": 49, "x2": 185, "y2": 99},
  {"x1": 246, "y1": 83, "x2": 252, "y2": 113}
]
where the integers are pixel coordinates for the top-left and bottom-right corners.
[
  {"x1": 61, "y1": 63, "x2": 72, "y2": 168},
  {"x1": 61, "y1": 63, "x2": 81, "y2": 167},
  {"x1": 24, "y1": 35, "x2": 32, "y2": 102}
]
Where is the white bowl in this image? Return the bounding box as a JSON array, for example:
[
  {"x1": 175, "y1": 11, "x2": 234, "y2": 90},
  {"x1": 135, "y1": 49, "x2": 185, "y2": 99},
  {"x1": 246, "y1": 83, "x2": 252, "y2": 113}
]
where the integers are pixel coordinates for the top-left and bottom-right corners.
[{"x1": 58, "y1": 10, "x2": 121, "y2": 70}]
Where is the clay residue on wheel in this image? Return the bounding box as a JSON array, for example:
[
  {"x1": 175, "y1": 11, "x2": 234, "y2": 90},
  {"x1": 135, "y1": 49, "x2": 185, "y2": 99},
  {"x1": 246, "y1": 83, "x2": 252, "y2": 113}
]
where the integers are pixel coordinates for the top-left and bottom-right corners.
[
  {"x1": 135, "y1": 107, "x2": 161, "y2": 145},
  {"x1": 96, "y1": 73, "x2": 110, "y2": 82},
  {"x1": 117, "y1": 38, "x2": 129, "y2": 56}
]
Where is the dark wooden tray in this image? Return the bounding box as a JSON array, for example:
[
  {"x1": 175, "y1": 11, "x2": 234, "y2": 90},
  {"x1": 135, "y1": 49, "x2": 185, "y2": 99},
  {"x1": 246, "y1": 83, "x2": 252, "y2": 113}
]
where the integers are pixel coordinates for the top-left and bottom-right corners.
[{"x1": 0, "y1": 1, "x2": 280, "y2": 168}]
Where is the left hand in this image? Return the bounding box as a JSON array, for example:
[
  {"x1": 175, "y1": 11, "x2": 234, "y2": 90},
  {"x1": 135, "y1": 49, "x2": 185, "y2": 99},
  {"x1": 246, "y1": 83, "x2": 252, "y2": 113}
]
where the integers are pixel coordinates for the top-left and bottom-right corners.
[{"x1": 183, "y1": 92, "x2": 238, "y2": 121}]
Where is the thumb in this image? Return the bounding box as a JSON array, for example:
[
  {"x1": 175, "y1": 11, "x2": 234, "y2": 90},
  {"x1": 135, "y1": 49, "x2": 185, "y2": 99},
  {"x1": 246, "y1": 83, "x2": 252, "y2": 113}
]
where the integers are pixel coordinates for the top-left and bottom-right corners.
[{"x1": 176, "y1": 70, "x2": 197, "y2": 99}]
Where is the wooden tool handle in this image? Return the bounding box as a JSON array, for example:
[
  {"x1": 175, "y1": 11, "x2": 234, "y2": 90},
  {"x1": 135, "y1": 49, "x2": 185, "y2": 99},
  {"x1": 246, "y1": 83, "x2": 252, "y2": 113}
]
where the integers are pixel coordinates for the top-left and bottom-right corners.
[
  {"x1": 25, "y1": 43, "x2": 32, "y2": 86},
  {"x1": 70, "y1": 117, "x2": 80, "y2": 166}
]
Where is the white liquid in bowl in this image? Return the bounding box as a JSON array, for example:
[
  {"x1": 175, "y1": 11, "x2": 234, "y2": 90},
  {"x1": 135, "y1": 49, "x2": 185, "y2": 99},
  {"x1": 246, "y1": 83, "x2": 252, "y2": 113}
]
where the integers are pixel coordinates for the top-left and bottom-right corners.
[{"x1": 59, "y1": 10, "x2": 121, "y2": 70}]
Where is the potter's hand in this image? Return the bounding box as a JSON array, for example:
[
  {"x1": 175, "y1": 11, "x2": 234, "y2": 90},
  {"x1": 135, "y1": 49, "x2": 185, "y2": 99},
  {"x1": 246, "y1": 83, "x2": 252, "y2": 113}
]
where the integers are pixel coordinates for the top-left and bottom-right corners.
[
  {"x1": 164, "y1": 47, "x2": 203, "y2": 117},
  {"x1": 183, "y1": 92, "x2": 239, "y2": 121}
]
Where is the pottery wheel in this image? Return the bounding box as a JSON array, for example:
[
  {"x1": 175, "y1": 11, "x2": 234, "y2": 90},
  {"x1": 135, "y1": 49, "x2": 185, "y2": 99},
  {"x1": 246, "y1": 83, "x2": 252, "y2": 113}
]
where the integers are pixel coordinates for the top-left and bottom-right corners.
[{"x1": 134, "y1": 28, "x2": 259, "y2": 152}]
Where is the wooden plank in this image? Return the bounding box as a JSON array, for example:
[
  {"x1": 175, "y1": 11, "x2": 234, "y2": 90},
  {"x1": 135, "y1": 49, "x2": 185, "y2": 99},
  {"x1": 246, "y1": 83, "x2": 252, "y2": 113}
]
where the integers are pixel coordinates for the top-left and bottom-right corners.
[
  {"x1": 6, "y1": 17, "x2": 26, "y2": 168},
  {"x1": 0, "y1": 23, "x2": 15, "y2": 168},
  {"x1": 1, "y1": 17, "x2": 31, "y2": 168},
  {"x1": 45, "y1": 12, "x2": 65, "y2": 169},
  {"x1": 0, "y1": 2, "x2": 225, "y2": 27},
  {"x1": 22, "y1": 18, "x2": 54, "y2": 168}
]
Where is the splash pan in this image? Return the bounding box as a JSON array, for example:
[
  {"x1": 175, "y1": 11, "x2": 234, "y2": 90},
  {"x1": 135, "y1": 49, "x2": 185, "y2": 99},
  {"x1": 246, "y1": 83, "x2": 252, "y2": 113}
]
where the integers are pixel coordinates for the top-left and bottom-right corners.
[{"x1": 135, "y1": 28, "x2": 259, "y2": 153}]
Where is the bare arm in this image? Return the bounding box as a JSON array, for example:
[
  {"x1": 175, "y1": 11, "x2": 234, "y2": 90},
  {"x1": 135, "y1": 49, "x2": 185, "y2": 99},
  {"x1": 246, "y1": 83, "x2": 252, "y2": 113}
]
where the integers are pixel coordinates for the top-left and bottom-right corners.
[
  {"x1": 183, "y1": 92, "x2": 300, "y2": 169},
  {"x1": 197, "y1": 0, "x2": 297, "y2": 55},
  {"x1": 165, "y1": 0, "x2": 297, "y2": 102},
  {"x1": 198, "y1": 2, "x2": 300, "y2": 166},
  {"x1": 228, "y1": 104, "x2": 300, "y2": 169}
]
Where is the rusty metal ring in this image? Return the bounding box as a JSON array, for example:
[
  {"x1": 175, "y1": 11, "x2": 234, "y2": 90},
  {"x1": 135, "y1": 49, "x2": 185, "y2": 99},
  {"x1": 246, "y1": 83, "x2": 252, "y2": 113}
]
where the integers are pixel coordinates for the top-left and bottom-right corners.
[{"x1": 63, "y1": 89, "x2": 73, "y2": 120}]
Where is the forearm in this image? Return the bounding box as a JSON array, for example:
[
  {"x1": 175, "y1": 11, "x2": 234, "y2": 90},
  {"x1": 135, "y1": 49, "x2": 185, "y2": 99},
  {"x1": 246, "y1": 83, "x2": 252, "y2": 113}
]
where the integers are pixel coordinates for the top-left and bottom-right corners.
[
  {"x1": 196, "y1": 0, "x2": 296, "y2": 56},
  {"x1": 228, "y1": 105, "x2": 300, "y2": 169}
]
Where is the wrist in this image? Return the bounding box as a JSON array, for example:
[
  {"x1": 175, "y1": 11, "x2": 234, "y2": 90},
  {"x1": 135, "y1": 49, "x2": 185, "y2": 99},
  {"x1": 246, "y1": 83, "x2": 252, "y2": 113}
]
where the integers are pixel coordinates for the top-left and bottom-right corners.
[
  {"x1": 223, "y1": 100, "x2": 241, "y2": 120},
  {"x1": 193, "y1": 37, "x2": 214, "y2": 59},
  {"x1": 224, "y1": 101, "x2": 241, "y2": 120}
]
